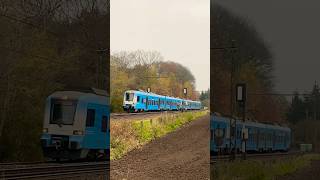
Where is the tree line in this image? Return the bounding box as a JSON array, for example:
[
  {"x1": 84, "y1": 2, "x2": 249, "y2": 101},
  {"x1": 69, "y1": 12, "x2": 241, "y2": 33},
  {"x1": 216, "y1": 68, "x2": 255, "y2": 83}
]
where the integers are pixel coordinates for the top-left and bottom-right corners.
[
  {"x1": 212, "y1": 4, "x2": 320, "y2": 151},
  {"x1": 110, "y1": 50, "x2": 206, "y2": 112},
  {"x1": 0, "y1": 0, "x2": 109, "y2": 162},
  {"x1": 287, "y1": 83, "x2": 320, "y2": 123},
  {"x1": 287, "y1": 83, "x2": 320, "y2": 150}
]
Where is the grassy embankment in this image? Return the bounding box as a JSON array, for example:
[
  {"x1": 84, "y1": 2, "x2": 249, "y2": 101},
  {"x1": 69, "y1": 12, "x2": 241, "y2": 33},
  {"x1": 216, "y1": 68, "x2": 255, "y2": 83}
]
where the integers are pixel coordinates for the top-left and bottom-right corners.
[
  {"x1": 110, "y1": 110, "x2": 208, "y2": 160},
  {"x1": 212, "y1": 153, "x2": 320, "y2": 180}
]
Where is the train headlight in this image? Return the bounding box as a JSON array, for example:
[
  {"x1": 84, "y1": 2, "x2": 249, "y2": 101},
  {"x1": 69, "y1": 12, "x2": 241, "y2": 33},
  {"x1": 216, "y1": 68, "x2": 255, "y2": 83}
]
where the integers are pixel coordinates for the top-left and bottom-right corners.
[
  {"x1": 43, "y1": 128, "x2": 48, "y2": 133},
  {"x1": 73, "y1": 130, "x2": 84, "y2": 135}
]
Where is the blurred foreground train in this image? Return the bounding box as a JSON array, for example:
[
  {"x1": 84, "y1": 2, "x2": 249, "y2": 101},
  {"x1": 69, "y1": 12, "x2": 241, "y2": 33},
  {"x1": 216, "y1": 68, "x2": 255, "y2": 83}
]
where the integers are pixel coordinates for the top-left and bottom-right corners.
[
  {"x1": 210, "y1": 114, "x2": 291, "y2": 156},
  {"x1": 123, "y1": 90, "x2": 201, "y2": 112},
  {"x1": 41, "y1": 88, "x2": 110, "y2": 161}
]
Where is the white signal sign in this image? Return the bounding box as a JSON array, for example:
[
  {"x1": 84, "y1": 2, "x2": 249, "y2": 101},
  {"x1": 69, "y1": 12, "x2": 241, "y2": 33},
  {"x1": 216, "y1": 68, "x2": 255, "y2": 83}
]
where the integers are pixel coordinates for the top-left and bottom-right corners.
[
  {"x1": 183, "y1": 88, "x2": 187, "y2": 95},
  {"x1": 236, "y1": 84, "x2": 246, "y2": 102}
]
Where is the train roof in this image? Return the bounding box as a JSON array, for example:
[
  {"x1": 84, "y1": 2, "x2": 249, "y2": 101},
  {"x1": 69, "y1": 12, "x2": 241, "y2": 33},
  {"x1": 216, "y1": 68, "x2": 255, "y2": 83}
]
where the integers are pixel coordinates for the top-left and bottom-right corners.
[
  {"x1": 48, "y1": 90, "x2": 110, "y2": 105},
  {"x1": 124, "y1": 89, "x2": 201, "y2": 103},
  {"x1": 212, "y1": 115, "x2": 290, "y2": 132}
]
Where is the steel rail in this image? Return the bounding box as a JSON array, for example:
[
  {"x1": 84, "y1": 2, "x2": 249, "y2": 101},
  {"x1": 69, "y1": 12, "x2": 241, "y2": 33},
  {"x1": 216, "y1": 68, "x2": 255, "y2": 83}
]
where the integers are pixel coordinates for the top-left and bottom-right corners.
[
  {"x1": 111, "y1": 110, "x2": 204, "y2": 119},
  {"x1": 210, "y1": 151, "x2": 303, "y2": 164},
  {"x1": 0, "y1": 161, "x2": 109, "y2": 180}
]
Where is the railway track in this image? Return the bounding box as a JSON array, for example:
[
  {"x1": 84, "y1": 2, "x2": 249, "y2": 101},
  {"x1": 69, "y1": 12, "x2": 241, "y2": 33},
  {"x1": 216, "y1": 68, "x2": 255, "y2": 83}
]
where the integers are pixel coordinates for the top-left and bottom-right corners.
[
  {"x1": 0, "y1": 162, "x2": 41, "y2": 167},
  {"x1": 0, "y1": 161, "x2": 109, "y2": 180},
  {"x1": 0, "y1": 161, "x2": 57, "y2": 168},
  {"x1": 210, "y1": 151, "x2": 303, "y2": 164},
  {"x1": 111, "y1": 110, "x2": 204, "y2": 120}
]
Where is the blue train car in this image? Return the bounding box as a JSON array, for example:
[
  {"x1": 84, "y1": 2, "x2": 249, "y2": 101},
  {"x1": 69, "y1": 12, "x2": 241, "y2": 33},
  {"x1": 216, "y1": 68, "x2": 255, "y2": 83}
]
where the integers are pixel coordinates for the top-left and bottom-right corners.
[
  {"x1": 166, "y1": 96, "x2": 180, "y2": 111},
  {"x1": 123, "y1": 90, "x2": 201, "y2": 112},
  {"x1": 123, "y1": 90, "x2": 161, "y2": 112},
  {"x1": 41, "y1": 88, "x2": 110, "y2": 160},
  {"x1": 210, "y1": 114, "x2": 291, "y2": 156}
]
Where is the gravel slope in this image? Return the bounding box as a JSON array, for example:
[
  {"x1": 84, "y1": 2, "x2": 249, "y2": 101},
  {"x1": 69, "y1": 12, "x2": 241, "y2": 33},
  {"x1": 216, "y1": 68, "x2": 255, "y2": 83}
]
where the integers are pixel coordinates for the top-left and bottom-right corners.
[{"x1": 110, "y1": 114, "x2": 210, "y2": 180}]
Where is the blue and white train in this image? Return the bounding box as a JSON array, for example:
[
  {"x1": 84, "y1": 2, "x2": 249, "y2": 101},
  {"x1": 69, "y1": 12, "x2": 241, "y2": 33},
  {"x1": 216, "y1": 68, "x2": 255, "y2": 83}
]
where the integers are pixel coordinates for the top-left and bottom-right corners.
[
  {"x1": 210, "y1": 114, "x2": 291, "y2": 156},
  {"x1": 41, "y1": 88, "x2": 110, "y2": 161},
  {"x1": 123, "y1": 90, "x2": 201, "y2": 112}
]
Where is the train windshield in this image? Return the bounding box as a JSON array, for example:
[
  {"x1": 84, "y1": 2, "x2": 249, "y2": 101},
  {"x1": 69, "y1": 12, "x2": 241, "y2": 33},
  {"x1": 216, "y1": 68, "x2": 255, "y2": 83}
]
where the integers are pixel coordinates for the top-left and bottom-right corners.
[
  {"x1": 125, "y1": 92, "x2": 134, "y2": 101},
  {"x1": 50, "y1": 99, "x2": 77, "y2": 126}
]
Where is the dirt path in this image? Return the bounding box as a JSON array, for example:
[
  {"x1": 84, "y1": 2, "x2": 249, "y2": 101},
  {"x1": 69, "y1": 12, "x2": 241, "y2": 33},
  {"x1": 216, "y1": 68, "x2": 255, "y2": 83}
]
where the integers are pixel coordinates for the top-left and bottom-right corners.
[
  {"x1": 279, "y1": 160, "x2": 320, "y2": 180},
  {"x1": 110, "y1": 114, "x2": 210, "y2": 180}
]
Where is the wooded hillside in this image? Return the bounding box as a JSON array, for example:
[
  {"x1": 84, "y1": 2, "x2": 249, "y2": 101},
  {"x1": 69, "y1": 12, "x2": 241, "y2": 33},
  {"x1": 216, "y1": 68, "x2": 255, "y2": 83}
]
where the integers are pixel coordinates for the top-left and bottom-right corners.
[
  {"x1": 111, "y1": 50, "x2": 205, "y2": 112},
  {"x1": 211, "y1": 4, "x2": 287, "y2": 122},
  {"x1": 0, "y1": 0, "x2": 109, "y2": 161}
]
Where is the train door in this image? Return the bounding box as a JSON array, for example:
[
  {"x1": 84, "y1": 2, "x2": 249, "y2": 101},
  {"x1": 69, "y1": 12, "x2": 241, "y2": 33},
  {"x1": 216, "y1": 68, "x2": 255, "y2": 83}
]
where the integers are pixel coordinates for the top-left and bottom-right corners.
[
  {"x1": 257, "y1": 129, "x2": 260, "y2": 151},
  {"x1": 272, "y1": 131, "x2": 276, "y2": 151},
  {"x1": 99, "y1": 105, "x2": 109, "y2": 150},
  {"x1": 284, "y1": 132, "x2": 287, "y2": 150},
  {"x1": 264, "y1": 131, "x2": 267, "y2": 151},
  {"x1": 84, "y1": 104, "x2": 101, "y2": 149},
  {"x1": 145, "y1": 96, "x2": 149, "y2": 111}
]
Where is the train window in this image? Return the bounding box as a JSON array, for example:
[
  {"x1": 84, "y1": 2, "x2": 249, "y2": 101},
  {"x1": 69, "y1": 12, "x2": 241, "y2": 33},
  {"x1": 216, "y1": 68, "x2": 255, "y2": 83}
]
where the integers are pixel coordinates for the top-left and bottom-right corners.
[
  {"x1": 137, "y1": 96, "x2": 140, "y2": 102},
  {"x1": 50, "y1": 100, "x2": 77, "y2": 125},
  {"x1": 126, "y1": 93, "x2": 134, "y2": 101},
  {"x1": 101, "y1": 116, "x2": 107, "y2": 132},
  {"x1": 86, "y1": 109, "x2": 95, "y2": 127}
]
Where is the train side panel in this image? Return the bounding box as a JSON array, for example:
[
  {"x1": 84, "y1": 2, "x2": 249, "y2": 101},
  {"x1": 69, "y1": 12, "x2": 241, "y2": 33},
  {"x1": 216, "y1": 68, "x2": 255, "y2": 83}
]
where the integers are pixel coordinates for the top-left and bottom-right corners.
[{"x1": 211, "y1": 114, "x2": 291, "y2": 156}]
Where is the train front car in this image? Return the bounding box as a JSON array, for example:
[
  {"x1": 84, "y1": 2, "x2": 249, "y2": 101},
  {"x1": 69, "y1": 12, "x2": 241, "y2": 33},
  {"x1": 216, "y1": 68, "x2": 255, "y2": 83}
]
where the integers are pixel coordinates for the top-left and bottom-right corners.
[
  {"x1": 123, "y1": 90, "x2": 147, "y2": 112},
  {"x1": 210, "y1": 114, "x2": 230, "y2": 156},
  {"x1": 41, "y1": 90, "x2": 110, "y2": 161}
]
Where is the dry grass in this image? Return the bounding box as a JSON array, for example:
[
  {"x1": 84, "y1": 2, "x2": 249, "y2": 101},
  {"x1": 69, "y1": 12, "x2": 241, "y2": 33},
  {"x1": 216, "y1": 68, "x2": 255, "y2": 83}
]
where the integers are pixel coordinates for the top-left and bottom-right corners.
[
  {"x1": 110, "y1": 111, "x2": 208, "y2": 160},
  {"x1": 212, "y1": 154, "x2": 320, "y2": 180}
]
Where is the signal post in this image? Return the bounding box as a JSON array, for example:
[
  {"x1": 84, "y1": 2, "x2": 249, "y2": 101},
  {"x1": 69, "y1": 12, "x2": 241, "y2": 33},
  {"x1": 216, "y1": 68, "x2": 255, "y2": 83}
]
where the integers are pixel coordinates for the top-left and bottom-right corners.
[{"x1": 236, "y1": 83, "x2": 247, "y2": 160}]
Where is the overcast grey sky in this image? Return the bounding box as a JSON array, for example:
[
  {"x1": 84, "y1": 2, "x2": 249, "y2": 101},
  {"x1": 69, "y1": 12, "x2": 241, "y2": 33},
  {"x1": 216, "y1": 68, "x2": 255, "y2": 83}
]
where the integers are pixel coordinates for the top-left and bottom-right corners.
[
  {"x1": 111, "y1": 0, "x2": 210, "y2": 91},
  {"x1": 215, "y1": 0, "x2": 320, "y2": 93}
]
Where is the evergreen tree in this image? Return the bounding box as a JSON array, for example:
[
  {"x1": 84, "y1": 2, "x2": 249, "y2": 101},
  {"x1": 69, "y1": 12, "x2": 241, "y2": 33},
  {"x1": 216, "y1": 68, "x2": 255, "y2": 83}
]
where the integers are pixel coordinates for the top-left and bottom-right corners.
[{"x1": 287, "y1": 92, "x2": 305, "y2": 124}]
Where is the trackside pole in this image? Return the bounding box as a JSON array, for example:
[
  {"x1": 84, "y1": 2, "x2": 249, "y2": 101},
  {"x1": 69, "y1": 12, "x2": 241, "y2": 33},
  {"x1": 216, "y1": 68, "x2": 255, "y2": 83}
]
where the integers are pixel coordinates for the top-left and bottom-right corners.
[{"x1": 236, "y1": 83, "x2": 247, "y2": 160}]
